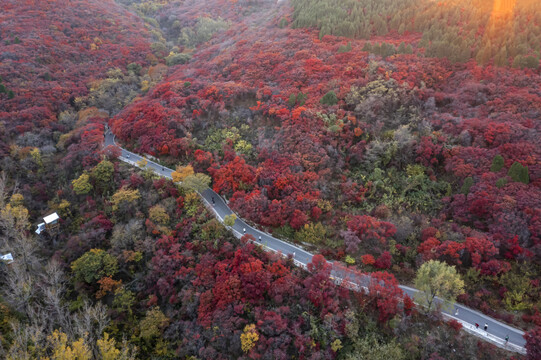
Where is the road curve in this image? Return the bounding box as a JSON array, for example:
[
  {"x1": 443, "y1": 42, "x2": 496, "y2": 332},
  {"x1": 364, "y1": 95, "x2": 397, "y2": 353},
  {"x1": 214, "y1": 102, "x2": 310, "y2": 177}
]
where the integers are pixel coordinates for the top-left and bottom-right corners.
[{"x1": 104, "y1": 129, "x2": 527, "y2": 354}]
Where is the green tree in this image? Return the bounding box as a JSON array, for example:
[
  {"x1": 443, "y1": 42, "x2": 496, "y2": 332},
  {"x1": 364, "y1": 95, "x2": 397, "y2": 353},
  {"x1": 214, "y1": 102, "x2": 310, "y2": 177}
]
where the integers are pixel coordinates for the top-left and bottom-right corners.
[
  {"x1": 181, "y1": 173, "x2": 211, "y2": 192},
  {"x1": 7, "y1": 90, "x2": 15, "y2": 99},
  {"x1": 414, "y1": 260, "x2": 464, "y2": 312},
  {"x1": 490, "y1": 155, "x2": 504, "y2": 172},
  {"x1": 113, "y1": 287, "x2": 136, "y2": 316},
  {"x1": 320, "y1": 90, "x2": 338, "y2": 106},
  {"x1": 72, "y1": 173, "x2": 93, "y2": 195},
  {"x1": 91, "y1": 159, "x2": 114, "y2": 193},
  {"x1": 496, "y1": 178, "x2": 508, "y2": 189},
  {"x1": 288, "y1": 93, "x2": 297, "y2": 107},
  {"x1": 344, "y1": 334, "x2": 405, "y2": 360},
  {"x1": 296, "y1": 92, "x2": 307, "y2": 106},
  {"x1": 71, "y1": 249, "x2": 118, "y2": 284},
  {"x1": 362, "y1": 42, "x2": 372, "y2": 52},
  {"x1": 223, "y1": 214, "x2": 237, "y2": 227},
  {"x1": 139, "y1": 308, "x2": 169, "y2": 340},
  {"x1": 338, "y1": 42, "x2": 352, "y2": 53},
  {"x1": 460, "y1": 177, "x2": 473, "y2": 195},
  {"x1": 507, "y1": 161, "x2": 529, "y2": 184},
  {"x1": 165, "y1": 52, "x2": 191, "y2": 66},
  {"x1": 295, "y1": 222, "x2": 327, "y2": 244}
]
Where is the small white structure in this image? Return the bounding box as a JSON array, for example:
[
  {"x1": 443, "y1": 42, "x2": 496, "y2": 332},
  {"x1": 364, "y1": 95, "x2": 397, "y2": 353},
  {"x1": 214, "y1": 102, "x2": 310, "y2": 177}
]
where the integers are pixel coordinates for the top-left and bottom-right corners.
[
  {"x1": 0, "y1": 253, "x2": 14, "y2": 264},
  {"x1": 35, "y1": 223, "x2": 46, "y2": 234},
  {"x1": 43, "y1": 212, "x2": 59, "y2": 224},
  {"x1": 35, "y1": 212, "x2": 60, "y2": 234}
]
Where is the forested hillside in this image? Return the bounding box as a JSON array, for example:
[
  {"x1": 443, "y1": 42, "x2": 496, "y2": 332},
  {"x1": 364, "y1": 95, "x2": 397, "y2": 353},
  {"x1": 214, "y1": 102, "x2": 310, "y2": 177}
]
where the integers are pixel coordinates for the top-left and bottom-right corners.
[
  {"x1": 292, "y1": 0, "x2": 541, "y2": 66},
  {"x1": 0, "y1": 0, "x2": 540, "y2": 358}
]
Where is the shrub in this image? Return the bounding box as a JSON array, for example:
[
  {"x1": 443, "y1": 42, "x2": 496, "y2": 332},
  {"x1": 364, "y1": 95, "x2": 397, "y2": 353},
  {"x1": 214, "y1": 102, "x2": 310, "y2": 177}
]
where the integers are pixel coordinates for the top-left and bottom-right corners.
[
  {"x1": 495, "y1": 178, "x2": 508, "y2": 189},
  {"x1": 460, "y1": 177, "x2": 473, "y2": 195},
  {"x1": 165, "y1": 52, "x2": 191, "y2": 66},
  {"x1": 507, "y1": 161, "x2": 529, "y2": 184},
  {"x1": 320, "y1": 91, "x2": 338, "y2": 106},
  {"x1": 490, "y1": 155, "x2": 504, "y2": 172},
  {"x1": 71, "y1": 249, "x2": 118, "y2": 284}
]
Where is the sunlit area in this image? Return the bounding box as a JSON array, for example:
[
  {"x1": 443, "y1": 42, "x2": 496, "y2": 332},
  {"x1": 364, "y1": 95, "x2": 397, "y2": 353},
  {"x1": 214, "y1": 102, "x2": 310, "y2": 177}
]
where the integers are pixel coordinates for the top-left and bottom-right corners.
[{"x1": 1, "y1": 0, "x2": 540, "y2": 359}]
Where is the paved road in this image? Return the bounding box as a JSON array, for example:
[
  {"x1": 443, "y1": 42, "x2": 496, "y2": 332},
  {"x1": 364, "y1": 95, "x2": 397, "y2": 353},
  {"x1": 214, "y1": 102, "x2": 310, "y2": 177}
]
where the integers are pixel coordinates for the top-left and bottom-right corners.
[{"x1": 104, "y1": 129, "x2": 527, "y2": 354}]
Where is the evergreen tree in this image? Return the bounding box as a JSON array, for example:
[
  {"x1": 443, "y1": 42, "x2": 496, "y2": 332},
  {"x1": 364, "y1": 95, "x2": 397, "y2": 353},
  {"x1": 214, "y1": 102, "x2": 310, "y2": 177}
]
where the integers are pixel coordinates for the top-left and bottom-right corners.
[
  {"x1": 494, "y1": 47, "x2": 508, "y2": 67},
  {"x1": 362, "y1": 42, "x2": 372, "y2": 53},
  {"x1": 512, "y1": 55, "x2": 524, "y2": 68},
  {"x1": 490, "y1": 155, "x2": 504, "y2": 172},
  {"x1": 523, "y1": 55, "x2": 540, "y2": 69},
  {"x1": 297, "y1": 92, "x2": 307, "y2": 106},
  {"x1": 495, "y1": 178, "x2": 508, "y2": 189},
  {"x1": 288, "y1": 93, "x2": 297, "y2": 107},
  {"x1": 460, "y1": 177, "x2": 474, "y2": 195},
  {"x1": 320, "y1": 91, "x2": 338, "y2": 106},
  {"x1": 507, "y1": 162, "x2": 529, "y2": 184}
]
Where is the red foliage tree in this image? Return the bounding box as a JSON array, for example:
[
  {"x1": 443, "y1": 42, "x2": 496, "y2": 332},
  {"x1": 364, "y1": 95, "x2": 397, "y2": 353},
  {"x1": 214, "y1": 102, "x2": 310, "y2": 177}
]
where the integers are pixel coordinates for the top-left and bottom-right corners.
[{"x1": 525, "y1": 326, "x2": 541, "y2": 360}]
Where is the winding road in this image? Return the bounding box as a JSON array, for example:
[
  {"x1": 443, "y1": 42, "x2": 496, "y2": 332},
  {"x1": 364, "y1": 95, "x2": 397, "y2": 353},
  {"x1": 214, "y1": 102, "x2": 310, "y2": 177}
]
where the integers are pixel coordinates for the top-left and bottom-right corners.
[{"x1": 104, "y1": 129, "x2": 527, "y2": 355}]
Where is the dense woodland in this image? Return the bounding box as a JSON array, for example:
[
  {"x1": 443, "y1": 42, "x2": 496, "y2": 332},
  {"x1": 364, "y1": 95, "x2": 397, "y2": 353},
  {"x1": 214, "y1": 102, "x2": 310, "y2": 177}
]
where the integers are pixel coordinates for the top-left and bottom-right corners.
[{"x1": 1, "y1": 0, "x2": 540, "y2": 359}]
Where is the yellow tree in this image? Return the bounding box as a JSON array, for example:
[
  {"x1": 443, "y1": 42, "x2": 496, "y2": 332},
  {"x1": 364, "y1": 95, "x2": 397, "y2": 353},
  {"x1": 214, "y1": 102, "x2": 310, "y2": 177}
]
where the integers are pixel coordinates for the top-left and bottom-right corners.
[
  {"x1": 98, "y1": 332, "x2": 138, "y2": 360},
  {"x1": 139, "y1": 307, "x2": 169, "y2": 340},
  {"x1": 91, "y1": 160, "x2": 114, "y2": 193},
  {"x1": 295, "y1": 223, "x2": 327, "y2": 245},
  {"x1": 149, "y1": 204, "x2": 170, "y2": 224},
  {"x1": 72, "y1": 173, "x2": 93, "y2": 195},
  {"x1": 1, "y1": 194, "x2": 30, "y2": 230},
  {"x1": 240, "y1": 324, "x2": 259, "y2": 353},
  {"x1": 44, "y1": 330, "x2": 91, "y2": 360},
  {"x1": 171, "y1": 164, "x2": 194, "y2": 183},
  {"x1": 414, "y1": 260, "x2": 465, "y2": 312},
  {"x1": 223, "y1": 214, "x2": 237, "y2": 227},
  {"x1": 181, "y1": 173, "x2": 211, "y2": 192},
  {"x1": 136, "y1": 158, "x2": 148, "y2": 168},
  {"x1": 110, "y1": 188, "x2": 140, "y2": 211}
]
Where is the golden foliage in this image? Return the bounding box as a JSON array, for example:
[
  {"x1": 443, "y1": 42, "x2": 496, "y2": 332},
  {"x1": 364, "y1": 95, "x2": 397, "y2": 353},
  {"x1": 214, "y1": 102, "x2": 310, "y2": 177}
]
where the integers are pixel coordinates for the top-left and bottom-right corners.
[
  {"x1": 44, "y1": 330, "x2": 91, "y2": 360},
  {"x1": 111, "y1": 188, "x2": 140, "y2": 211},
  {"x1": 72, "y1": 173, "x2": 93, "y2": 195},
  {"x1": 240, "y1": 324, "x2": 259, "y2": 353},
  {"x1": 171, "y1": 164, "x2": 194, "y2": 183},
  {"x1": 149, "y1": 204, "x2": 170, "y2": 224},
  {"x1": 139, "y1": 308, "x2": 169, "y2": 340}
]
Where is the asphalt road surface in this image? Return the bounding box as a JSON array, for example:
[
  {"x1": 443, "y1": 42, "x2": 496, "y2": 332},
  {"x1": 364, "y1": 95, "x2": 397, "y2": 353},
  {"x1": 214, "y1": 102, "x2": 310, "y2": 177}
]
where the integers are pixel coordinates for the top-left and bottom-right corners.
[{"x1": 104, "y1": 129, "x2": 527, "y2": 354}]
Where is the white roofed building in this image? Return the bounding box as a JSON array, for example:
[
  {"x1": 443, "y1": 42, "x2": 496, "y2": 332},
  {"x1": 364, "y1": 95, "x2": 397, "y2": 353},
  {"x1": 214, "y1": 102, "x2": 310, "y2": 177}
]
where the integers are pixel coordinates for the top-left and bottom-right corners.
[
  {"x1": 35, "y1": 212, "x2": 60, "y2": 235},
  {"x1": 43, "y1": 212, "x2": 59, "y2": 224}
]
